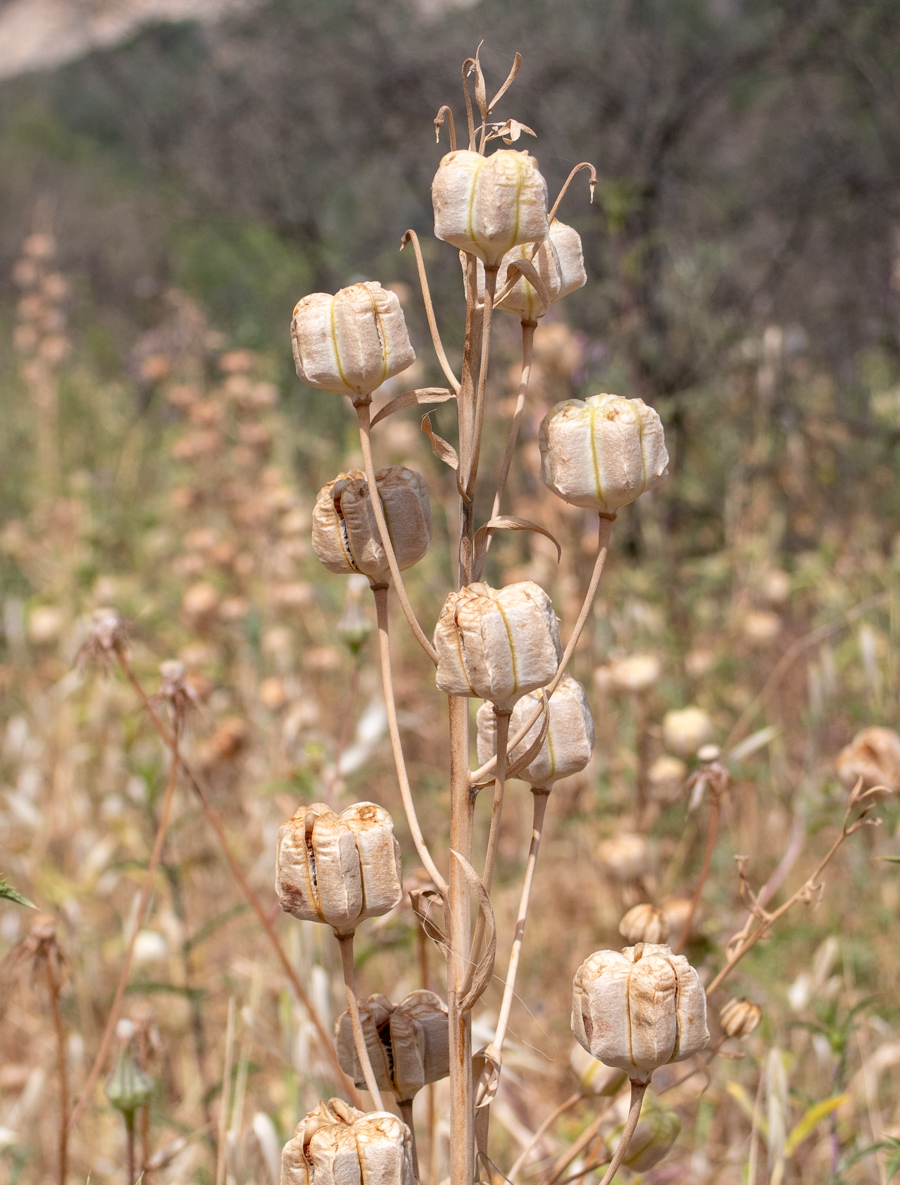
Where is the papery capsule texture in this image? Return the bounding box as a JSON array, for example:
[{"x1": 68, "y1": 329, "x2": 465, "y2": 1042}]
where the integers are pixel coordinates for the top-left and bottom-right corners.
[
  {"x1": 281, "y1": 1098, "x2": 415, "y2": 1185},
  {"x1": 336, "y1": 990, "x2": 449, "y2": 1102}
]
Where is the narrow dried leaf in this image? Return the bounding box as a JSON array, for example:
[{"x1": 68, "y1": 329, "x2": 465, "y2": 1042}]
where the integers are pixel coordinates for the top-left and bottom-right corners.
[
  {"x1": 473, "y1": 1043, "x2": 501, "y2": 1109},
  {"x1": 421, "y1": 413, "x2": 459, "y2": 470},
  {"x1": 452, "y1": 851, "x2": 496, "y2": 1013},
  {"x1": 785, "y1": 1094, "x2": 850, "y2": 1158},
  {"x1": 474, "y1": 516, "x2": 561, "y2": 563},
  {"x1": 409, "y1": 888, "x2": 449, "y2": 959},
  {"x1": 474, "y1": 42, "x2": 487, "y2": 119},
  {"x1": 488, "y1": 53, "x2": 522, "y2": 112},
  {"x1": 500, "y1": 259, "x2": 552, "y2": 316},
  {"x1": 371, "y1": 388, "x2": 455, "y2": 428}
]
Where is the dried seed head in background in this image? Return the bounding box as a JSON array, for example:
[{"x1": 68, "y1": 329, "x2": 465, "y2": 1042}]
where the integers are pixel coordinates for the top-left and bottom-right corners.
[
  {"x1": 432, "y1": 149, "x2": 549, "y2": 266},
  {"x1": 571, "y1": 943, "x2": 709, "y2": 1083},
  {"x1": 719, "y1": 997, "x2": 762, "y2": 1039},
  {"x1": 608, "y1": 654, "x2": 662, "y2": 695},
  {"x1": 619, "y1": 903, "x2": 670, "y2": 945},
  {"x1": 434, "y1": 580, "x2": 562, "y2": 709},
  {"x1": 312, "y1": 467, "x2": 431, "y2": 583},
  {"x1": 291, "y1": 282, "x2": 415, "y2": 400},
  {"x1": 662, "y1": 706, "x2": 715, "y2": 759},
  {"x1": 281, "y1": 1098, "x2": 415, "y2": 1185},
  {"x1": 597, "y1": 833, "x2": 650, "y2": 883},
  {"x1": 539, "y1": 393, "x2": 668, "y2": 514},
  {"x1": 335, "y1": 989, "x2": 450, "y2": 1103},
  {"x1": 835, "y1": 726, "x2": 900, "y2": 796},
  {"x1": 475, "y1": 674, "x2": 594, "y2": 789},
  {"x1": 275, "y1": 802, "x2": 402, "y2": 935}
]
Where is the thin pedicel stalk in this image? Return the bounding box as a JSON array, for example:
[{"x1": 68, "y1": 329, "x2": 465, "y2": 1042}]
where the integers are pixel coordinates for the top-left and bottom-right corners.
[
  {"x1": 467, "y1": 265, "x2": 499, "y2": 496},
  {"x1": 473, "y1": 319, "x2": 535, "y2": 580},
  {"x1": 104, "y1": 644, "x2": 360, "y2": 1106},
  {"x1": 554, "y1": 1082, "x2": 648, "y2": 1185},
  {"x1": 337, "y1": 933, "x2": 386, "y2": 1111},
  {"x1": 401, "y1": 230, "x2": 461, "y2": 394},
  {"x1": 356, "y1": 399, "x2": 438, "y2": 665},
  {"x1": 673, "y1": 790, "x2": 720, "y2": 955},
  {"x1": 471, "y1": 515, "x2": 615, "y2": 786},
  {"x1": 45, "y1": 944, "x2": 69, "y2": 1185},
  {"x1": 399, "y1": 1100, "x2": 420, "y2": 1181},
  {"x1": 70, "y1": 714, "x2": 182, "y2": 1134},
  {"x1": 372, "y1": 585, "x2": 447, "y2": 894},
  {"x1": 540, "y1": 1095, "x2": 620, "y2": 1185}
]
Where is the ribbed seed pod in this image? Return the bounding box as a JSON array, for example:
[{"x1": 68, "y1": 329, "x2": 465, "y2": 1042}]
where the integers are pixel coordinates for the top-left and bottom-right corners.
[
  {"x1": 291, "y1": 282, "x2": 415, "y2": 400},
  {"x1": 312, "y1": 467, "x2": 431, "y2": 583},
  {"x1": 662, "y1": 707, "x2": 715, "y2": 759},
  {"x1": 719, "y1": 997, "x2": 762, "y2": 1039},
  {"x1": 539, "y1": 393, "x2": 668, "y2": 514},
  {"x1": 275, "y1": 802, "x2": 402, "y2": 935},
  {"x1": 434, "y1": 581, "x2": 561, "y2": 710},
  {"x1": 281, "y1": 1098, "x2": 415, "y2": 1185},
  {"x1": 475, "y1": 675, "x2": 594, "y2": 788},
  {"x1": 608, "y1": 1091, "x2": 681, "y2": 1171},
  {"x1": 619, "y1": 903, "x2": 670, "y2": 945},
  {"x1": 572, "y1": 943, "x2": 709, "y2": 1083},
  {"x1": 467, "y1": 220, "x2": 586, "y2": 321},
  {"x1": 335, "y1": 990, "x2": 450, "y2": 1103},
  {"x1": 432, "y1": 149, "x2": 549, "y2": 266}
]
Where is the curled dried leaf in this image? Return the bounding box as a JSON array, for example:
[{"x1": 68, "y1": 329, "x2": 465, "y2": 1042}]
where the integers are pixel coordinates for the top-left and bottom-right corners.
[
  {"x1": 453, "y1": 851, "x2": 496, "y2": 1013},
  {"x1": 371, "y1": 388, "x2": 455, "y2": 428},
  {"x1": 473, "y1": 515, "x2": 561, "y2": 563}
]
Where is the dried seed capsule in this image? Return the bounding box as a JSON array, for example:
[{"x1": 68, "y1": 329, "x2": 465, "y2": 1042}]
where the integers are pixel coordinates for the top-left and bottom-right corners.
[
  {"x1": 608, "y1": 1091, "x2": 681, "y2": 1171},
  {"x1": 276, "y1": 802, "x2": 402, "y2": 935},
  {"x1": 619, "y1": 903, "x2": 670, "y2": 945},
  {"x1": 335, "y1": 990, "x2": 450, "y2": 1103},
  {"x1": 608, "y1": 654, "x2": 661, "y2": 695},
  {"x1": 434, "y1": 581, "x2": 562, "y2": 710},
  {"x1": 662, "y1": 707, "x2": 715, "y2": 759},
  {"x1": 281, "y1": 1098, "x2": 415, "y2": 1185},
  {"x1": 312, "y1": 467, "x2": 432, "y2": 584},
  {"x1": 432, "y1": 149, "x2": 549, "y2": 266},
  {"x1": 648, "y1": 755, "x2": 688, "y2": 802},
  {"x1": 835, "y1": 726, "x2": 900, "y2": 796},
  {"x1": 475, "y1": 675, "x2": 594, "y2": 789},
  {"x1": 660, "y1": 895, "x2": 699, "y2": 941},
  {"x1": 719, "y1": 997, "x2": 762, "y2": 1039},
  {"x1": 571, "y1": 943, "x2": 709, "y2": 1083},
  {"x1": 597, "y1": 833, "x2": 650, "y2": 883},
  {"x1": 291, "y1": 282, "x2": 415, "y2": 400},
  {"x1": 468, "y1": 220, "x2": 586, "y2": 321},
  {"x1": 539, "y1": 393, "x2": 668, "y2": 514}
]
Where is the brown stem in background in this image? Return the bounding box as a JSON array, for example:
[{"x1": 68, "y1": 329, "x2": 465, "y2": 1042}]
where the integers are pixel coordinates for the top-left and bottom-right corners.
[
  {"x1": 106, "y1": 644, "x2": 359, "y2": 1106},
  {"x1": 541, "y1": 1095, "x2": 619, "y2": 1185},
  {"x1": 125, "y1": 1110, "x2": 136, "y2": 1185},
  {"x1": 323, "y1": 658, "x2": 360, "y2": 808},
  {"x1": 674, "y1": 791, "x2": 720, "y2": 954},
  {"x1": 69, "y1": 714, "x2": 182, "y2": 1133},
  {"x1": 632, "y1": 692, "x2": 651, "y2": 826},
  {"x1": 337, "y1": 933, "x2": 385, "y2": 1110},
  {"x1": 508, "y1": 1091, "x2": 580, "y2": 1184},
  {"x1": 45, "y1": 953, "x2": 69, "y2": 1185},
  {"x1": 466, "y1": 708, "x2": 510, "y2": 998}
]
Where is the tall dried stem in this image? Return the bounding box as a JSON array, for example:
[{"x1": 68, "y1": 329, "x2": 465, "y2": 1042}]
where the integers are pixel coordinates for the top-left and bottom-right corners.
[
  {"x1": 337, "y1": 933, "x2": 385, "y2": 1110},
  {"x1": 45, "y1": 951, "x2": 69, "y2": 1185}
]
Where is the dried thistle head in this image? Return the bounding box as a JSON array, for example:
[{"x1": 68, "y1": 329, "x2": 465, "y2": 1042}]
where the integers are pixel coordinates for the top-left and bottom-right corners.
[{"x1": 78, "y1": 607, "x2": 126, "y2": 668}]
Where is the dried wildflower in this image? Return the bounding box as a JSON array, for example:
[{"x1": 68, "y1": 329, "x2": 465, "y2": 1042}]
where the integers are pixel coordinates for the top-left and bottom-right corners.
[
  {"x1": 276, "y1": 802, "x2": 402, "y2": 935},
  {"x1": 719, "y1": 997, "x2": 762, "y2": 1039},
  {"x1": 312, "y1": 467, "x2": 431, "y2": 584},
  {"x1": 608, "y1": 1091, "x2": 681, "y2": 1171},
  {"x1": 475, "y1": 675, "x2": 594, "y2": 789},
  {"x1": 608, "y1": 654, "x2": 661, "y2": 695},
  {"x1": 470, "y1": 219, "x2": 586, "y2": 321},
  {"x1": 335, "y1": 989, "x2": 450, "y2": 1103},
  {"x1": 434, "y1": 580, "x2": 561, "y2": 709},
  {"x1": 648, "y1": 755, "x2": 688, "y2": 802},
  {"x1": 572, "y1": 943, "x2": 709, "y2": 1083},
  {"x1": 662, "y1": 706, "x2": 715, "y2": 759},
  {"x1": 291, "y1": 282, "x2": 415, "y2": 401},
  {"x1": 281, "y1": 1098, "x2": 414, "y2": 1185},
  {"x1": 597, "y1": 833, "x2": 650, "y2": 883},
  {"x1": 835, "y1": 726, "x2": 900, "y2": 795},
  {"x1": 619, "y1": 904, "x2": 670, "y2": 945},
  {"x1": 539, "y1": 394, "x2": 668, "y2": 513},
  {"x1": 432, "y1": 149, "x2": 549, "y2": 266}
]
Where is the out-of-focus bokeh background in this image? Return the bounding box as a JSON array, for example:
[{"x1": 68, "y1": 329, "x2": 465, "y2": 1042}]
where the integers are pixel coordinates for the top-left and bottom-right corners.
[{"x1": 2, "y1": 1, "x2": 900, "y2": 1182}]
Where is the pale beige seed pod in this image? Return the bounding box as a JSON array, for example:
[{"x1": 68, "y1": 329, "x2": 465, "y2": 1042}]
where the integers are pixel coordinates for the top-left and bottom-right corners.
[
  {"x1": 432, "y1": 149, "x2": 549, "y2": 266},
  {"x1": 660, "y1": 895, "x2": 699, "y2": 942},
  {"x1": 619, "y1": 903, "x2": 670, "y2": 945},
  {"x1": 291, "y1": 281, "x2": 415, "y2": 400},
  {"x1": 572, "y1": 943, "x2": 709, "y2": 1083},
  {"x1": 835, "y1": 726, "x2": 900, "y2": 796},
  {"x1": 468, "y1": 220, "x2": 586, "y2": 321},
  {"x1": 275, "y1": 802, "x2": 402, "y2": 935},
  {"x1": 475, "y1": 675, "x2": 594, "y2": 789},
  {"x1": 539, "y1": 393, "x2": 668, "y2": 514},
  {"x1": 648, "y1": 755, "x2": 688, "y2": 802},
  {"x1": 597, "y1": 833, "x2": 650, "y2": 883},
  {"x1": 434, "y1": 581, "x2": 562, "y2": 710},
  {"x1": 281, "y1": 1098, "x2": 415, "y2": 1185},
  {"x1": 312, "y1": 467, "x2": 431, "y2": 583},
  {"x1": 335, "y1": 990, "x2": 450, "y2": 1103},
  {"x1": 608, "y1": 654, "x2": 661, "y2": 695},
  {"x1": 719, "y1": 997, "x2": 762, "y2": 1039},
  {"x1": 662, "y1": 706, "x2": 715, "y2": 759},
  {"x1": 607, "y1": 1091, "x2": 681, "y2": 1172}
]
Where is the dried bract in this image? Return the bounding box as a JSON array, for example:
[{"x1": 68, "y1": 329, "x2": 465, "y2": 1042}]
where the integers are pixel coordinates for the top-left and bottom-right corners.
[
  {"x1": 539, "y1": 393, "x2": 668, "y2": 514},
  {"x1": 475, "y1": 675, "x2": 594, "y2": 788},
  {"x1": 276, "y1": 802, "x2": 402, "y2": 935},
  {"x1": 312, "y1": 467, "x2": 431, "y2": 583},
  {"x1": 335, "y1": 990, "x2": 450, "y2": 1103},
  {"x1": 281, "y1": 1098, "x2": 415, "y2": 1185},
  {"x1": 432, "y1": 149, "x2": 549, "y2": 266},
  {"x1": 619, "y1": 903, "x2": 670, "y2": 945},
  {"x1": 291, "y1": 282, "x2": 415, "y2": 400},
  {"x1": 434, "y1": 581, "x2": 561, "y2": 710},
  {"x1": 719, "y1": 997, "x2": 762, "y2": 1039}
]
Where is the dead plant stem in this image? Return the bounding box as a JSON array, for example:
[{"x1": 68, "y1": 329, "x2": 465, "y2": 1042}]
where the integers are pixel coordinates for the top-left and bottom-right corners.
[
  {"x1": 337, "y1": 933, "x2": 385, "y2": 1110},
  {"x1": 45, "y1": 954, "x2": 69, "y2": 1185},
  {"x1": 674, "y1": 792, "x2": 720, "y2": 954}
]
